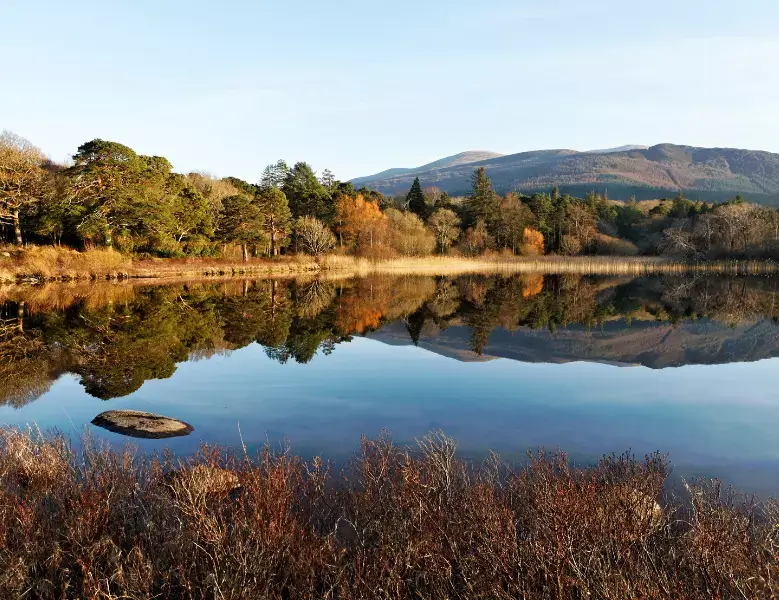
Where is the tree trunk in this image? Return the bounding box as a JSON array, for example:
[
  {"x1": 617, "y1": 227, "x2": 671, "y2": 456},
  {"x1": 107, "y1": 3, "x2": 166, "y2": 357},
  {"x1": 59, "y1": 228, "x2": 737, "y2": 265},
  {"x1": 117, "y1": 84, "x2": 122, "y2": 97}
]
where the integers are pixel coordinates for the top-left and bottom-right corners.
[
  {"x1": 241, "y1": 244, "x2": 248, "y2": 262},
  {"x1": 17, "y1": 301, "x2": 24, "y2": 333},
  {"x1": 12, "y1": 208, "x2": 22, "y2": 246}
]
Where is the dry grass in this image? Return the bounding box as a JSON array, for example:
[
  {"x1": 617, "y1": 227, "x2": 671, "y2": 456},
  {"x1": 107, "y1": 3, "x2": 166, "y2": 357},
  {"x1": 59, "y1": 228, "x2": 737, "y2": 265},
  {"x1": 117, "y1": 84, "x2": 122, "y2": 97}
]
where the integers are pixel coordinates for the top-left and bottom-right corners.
[
  {"x1": 0, "y1": 429, "x2": 775, "y2": 599},
  {"x1": 0, "y1": 245, "x2": 131, "y2": 282},
  {"x1": 3, "y1": 244, "x2": 779, "y2": 285},
  {"x1": 0, "y1": 245, "x2": 321, "y2": 283}
]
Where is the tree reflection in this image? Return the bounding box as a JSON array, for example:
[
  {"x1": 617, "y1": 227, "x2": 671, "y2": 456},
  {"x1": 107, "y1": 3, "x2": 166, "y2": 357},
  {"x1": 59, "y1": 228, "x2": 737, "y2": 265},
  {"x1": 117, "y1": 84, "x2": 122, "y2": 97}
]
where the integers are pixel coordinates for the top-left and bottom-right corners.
[{"x1": 2, "y1": 273, "x2": 779, "y2": 405}]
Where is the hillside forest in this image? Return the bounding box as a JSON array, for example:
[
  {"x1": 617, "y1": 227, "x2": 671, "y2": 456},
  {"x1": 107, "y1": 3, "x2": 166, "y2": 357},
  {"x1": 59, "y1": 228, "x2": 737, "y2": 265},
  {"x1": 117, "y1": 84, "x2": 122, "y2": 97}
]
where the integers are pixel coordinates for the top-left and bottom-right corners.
[{"x1": 1, "y1": 131, "x2": 778, "y2": 261}]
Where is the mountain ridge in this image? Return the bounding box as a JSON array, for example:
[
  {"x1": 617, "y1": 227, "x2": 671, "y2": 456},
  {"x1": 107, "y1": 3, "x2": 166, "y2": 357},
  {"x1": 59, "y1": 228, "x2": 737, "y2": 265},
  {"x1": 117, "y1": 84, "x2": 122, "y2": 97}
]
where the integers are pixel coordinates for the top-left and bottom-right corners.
[
  {"x1": 367, "y1": 317, "x2": 779, "y2": 370},
  {"x1": 352, "y1": 143, "x2": 779, "y2": 204},
  {"x1": 351, "y1": 151, "x2": 504, "y2": 186}
]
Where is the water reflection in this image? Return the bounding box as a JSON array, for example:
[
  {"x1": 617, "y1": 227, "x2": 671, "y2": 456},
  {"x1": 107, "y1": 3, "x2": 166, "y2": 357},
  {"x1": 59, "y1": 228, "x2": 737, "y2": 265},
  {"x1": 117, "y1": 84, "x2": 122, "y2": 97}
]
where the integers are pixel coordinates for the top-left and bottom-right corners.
[
  {"x1": 2, "y1": 273, "x2": 779, "y2": 494},
  {"x1": 2, "y1": 274, "x2": 779, "y2": 407}
]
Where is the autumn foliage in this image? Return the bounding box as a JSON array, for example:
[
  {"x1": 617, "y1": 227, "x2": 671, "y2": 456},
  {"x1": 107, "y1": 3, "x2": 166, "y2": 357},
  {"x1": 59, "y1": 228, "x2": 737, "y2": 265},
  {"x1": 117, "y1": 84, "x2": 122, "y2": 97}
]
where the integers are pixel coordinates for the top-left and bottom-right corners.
[
  {"x1": 335, "y1": 193, "x2": 386, "y2": 248},
  {"x1": 522, "y1": 227, "x2": 545, "y2": 255},
  {"x1": 520, "y1": 273, "x2": 545, "y2": 298}
]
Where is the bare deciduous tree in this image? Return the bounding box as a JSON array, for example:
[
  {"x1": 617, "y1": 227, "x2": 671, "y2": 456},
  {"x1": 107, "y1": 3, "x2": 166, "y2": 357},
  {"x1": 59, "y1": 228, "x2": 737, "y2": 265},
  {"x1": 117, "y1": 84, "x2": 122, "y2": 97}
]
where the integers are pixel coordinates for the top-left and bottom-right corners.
[
  {"x1": 427, "y1": 208, "x2": 460, "y2": 253},
  {"x1": 295, "y1": 216, "x2": 336, "y2": 256},
  {"x1": 658, "y1": 221, "x2": 703, "y2": 258},
  {"x1": 566, "y1": 203, "x2": 597, "y2": 249}
]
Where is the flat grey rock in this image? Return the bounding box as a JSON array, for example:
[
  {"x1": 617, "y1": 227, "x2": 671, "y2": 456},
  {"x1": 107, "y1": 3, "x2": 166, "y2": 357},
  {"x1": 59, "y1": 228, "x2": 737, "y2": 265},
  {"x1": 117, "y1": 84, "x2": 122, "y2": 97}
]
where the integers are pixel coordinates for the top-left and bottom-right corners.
[{"x1": 92, "y1": 410, "x2": 194, "y2": 439}]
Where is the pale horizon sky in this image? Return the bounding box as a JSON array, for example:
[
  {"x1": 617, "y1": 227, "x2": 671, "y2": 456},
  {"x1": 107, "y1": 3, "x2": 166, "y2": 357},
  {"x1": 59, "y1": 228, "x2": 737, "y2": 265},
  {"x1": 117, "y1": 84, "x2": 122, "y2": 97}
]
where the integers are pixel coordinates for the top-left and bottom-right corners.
[{"x1": 2, "y1": 0, "x2": 778, "y2": 182}]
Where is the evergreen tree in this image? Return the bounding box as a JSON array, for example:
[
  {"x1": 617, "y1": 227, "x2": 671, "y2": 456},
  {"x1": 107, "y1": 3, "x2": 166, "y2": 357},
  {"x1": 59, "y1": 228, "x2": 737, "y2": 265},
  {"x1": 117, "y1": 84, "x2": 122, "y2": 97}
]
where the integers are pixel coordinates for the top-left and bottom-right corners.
[
  {"x1": 319, "y1": 168, "x2": 336, "y2": 191},
  {"x1": 466, "y1": 167, "x2": 499, "y2": 226},
  {"x1": 529, "y1": 192, "x2": 554, "y2": 244},
  {"x1": 218, "y1": 194, "x2": 265, "y2": 261},
  {"x1": 256, "y1": 187, "x2": 292, "y2": 256},
  {"x1": 259, "y1": 160, "x2": 289, "y2": 190},
  {"x1": 282, "y1": 162, "x2": 334, "y2": 223},
  {"x1": 434, "y1": 191, "x2": 454, "y2": 211},
  {"x1": 406, "y1": 177, "x2": 427, "y2": 218},
  {"x1": 405, "y1": 307, "x2": 427, "y2": 346}
]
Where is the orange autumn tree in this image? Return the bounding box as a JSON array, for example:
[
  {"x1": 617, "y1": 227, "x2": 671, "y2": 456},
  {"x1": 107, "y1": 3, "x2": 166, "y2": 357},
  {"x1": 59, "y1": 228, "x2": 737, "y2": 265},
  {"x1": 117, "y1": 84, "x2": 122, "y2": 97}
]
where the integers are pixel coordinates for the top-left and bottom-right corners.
[
  {"x1": 520, "y1": 274, "x2": 544, "y2": 298},
  {"x1": 335, "y1": 193, "x2": 386, "y2": 250},
  {"x1": 521, "y1": 227, "x2": 545, "y2": 256},
  {"x1": 335, "y1": 291, "x2": 386, "y2": 334}
]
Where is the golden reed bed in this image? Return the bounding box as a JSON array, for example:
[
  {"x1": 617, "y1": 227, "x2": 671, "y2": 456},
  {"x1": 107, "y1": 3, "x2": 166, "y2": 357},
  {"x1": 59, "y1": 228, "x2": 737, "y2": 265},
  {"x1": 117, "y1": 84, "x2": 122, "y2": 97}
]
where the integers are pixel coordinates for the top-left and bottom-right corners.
[{"x1": 2, "y1": 245, "x2": 778, "y2": 284}]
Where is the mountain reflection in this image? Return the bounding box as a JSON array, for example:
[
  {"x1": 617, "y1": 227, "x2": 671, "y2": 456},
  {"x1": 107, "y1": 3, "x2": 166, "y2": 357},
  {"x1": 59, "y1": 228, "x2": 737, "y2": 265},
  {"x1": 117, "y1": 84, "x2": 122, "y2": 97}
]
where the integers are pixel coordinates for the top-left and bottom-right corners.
[{"x1": 2, "y1": 273, "x2": 779, "y2": 405}]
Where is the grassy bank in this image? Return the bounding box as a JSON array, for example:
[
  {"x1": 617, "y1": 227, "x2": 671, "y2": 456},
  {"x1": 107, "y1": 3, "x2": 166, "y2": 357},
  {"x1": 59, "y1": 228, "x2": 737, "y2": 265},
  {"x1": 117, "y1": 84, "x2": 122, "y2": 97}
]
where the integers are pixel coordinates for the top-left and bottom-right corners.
[
  {"x1": 0, "y1": 246, "x2": 321, "y2": 283},
  {"x1": 3, "y1": 245, "x2": 779, "y2": 283},
  {"x1": 0, "y1": 429, "x2": 775, "y2": 599}
]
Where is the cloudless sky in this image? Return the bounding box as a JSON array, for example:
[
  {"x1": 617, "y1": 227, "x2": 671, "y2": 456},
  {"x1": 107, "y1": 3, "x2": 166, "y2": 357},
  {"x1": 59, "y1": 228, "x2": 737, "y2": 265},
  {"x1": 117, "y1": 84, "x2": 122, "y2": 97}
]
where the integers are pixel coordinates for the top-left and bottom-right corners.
[{"x1": 2, "y1": 0, "x2": 778, "y2": 181}]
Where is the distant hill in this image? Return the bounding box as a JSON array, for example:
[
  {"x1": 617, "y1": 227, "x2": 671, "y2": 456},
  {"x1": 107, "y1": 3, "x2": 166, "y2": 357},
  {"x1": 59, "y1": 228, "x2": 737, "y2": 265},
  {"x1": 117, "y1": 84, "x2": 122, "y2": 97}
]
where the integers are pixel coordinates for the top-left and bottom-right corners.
[
  {"x1": 351, "y1": 151, "x2": 503, "y2": 187},
  {"x1": 352, "y1": 144, "x2": 779, "y2": 205},
  {"x1": 586, "y1": 145, "x2": 649, "y2": 154},
  {"x1": 368, "y1": 317, "x2": 779, "y2": 370}
]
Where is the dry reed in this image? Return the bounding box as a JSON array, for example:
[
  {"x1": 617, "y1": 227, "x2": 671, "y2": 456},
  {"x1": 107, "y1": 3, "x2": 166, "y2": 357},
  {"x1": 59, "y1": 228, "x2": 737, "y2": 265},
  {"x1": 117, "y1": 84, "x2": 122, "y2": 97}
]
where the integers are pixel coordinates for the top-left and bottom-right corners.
[
  {"x1": 0, "y1": 428, "x2": 775, "y2": 599},
  {"x1": 4, "y1": 245, "x2": 778, "y2": 285}
]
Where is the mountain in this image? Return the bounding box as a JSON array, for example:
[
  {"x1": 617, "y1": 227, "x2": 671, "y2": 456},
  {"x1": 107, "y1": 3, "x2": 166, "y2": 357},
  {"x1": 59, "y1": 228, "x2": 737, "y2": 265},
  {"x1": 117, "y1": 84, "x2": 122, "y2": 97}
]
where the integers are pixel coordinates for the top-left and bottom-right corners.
[
  {"x1": 586, "y1": 145, "x2": 649, "y2": 154},
  {"x1": 351, "y1": 151, "x2": 504, "y2": 187},
  {"x1": 352, "y1": 144, "x2": 779, "y2": 205},
  {"x1": 367, "y1": 317, "x2": 779, "y2": 370}
]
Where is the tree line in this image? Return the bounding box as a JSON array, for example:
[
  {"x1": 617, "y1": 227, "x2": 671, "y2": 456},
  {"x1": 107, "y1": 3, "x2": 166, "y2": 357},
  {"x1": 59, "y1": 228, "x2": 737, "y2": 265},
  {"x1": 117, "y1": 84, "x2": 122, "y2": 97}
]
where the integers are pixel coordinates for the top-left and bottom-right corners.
[{"x1": 2, "y1": 130, "x2": 778, "y2": 260}]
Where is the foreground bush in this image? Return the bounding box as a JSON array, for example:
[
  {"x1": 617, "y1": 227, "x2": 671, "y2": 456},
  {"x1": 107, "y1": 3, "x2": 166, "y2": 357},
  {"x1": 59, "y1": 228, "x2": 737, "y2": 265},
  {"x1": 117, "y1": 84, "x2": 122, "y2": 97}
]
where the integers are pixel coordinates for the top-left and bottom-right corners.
[{"x1": 0, "y1": 429, "x2": 776, "y2": 599}]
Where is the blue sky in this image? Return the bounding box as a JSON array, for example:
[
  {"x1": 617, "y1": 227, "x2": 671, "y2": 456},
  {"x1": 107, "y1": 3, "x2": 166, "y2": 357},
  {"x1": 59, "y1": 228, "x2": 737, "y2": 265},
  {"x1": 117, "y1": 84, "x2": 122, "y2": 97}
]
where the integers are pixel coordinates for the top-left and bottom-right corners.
[{"x1": 2, "y1": 0, "x2": 778, "y2": 181}]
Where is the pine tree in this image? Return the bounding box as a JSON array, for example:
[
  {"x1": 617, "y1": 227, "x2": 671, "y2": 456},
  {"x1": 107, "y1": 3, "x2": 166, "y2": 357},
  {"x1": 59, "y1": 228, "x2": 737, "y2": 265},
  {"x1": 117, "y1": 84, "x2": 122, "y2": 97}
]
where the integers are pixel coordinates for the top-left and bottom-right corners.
[
  {"x1": 259, "y1": 160, "x2": 289, "y2": 190},
  {"x1": 256, "y1": 187, "x2": 291, "y2": 256},
  {"x1": 405, "y1": 307, "x2": 427, "y2": 346},
  {"x1": 406, "y1": 177, "x2": 427, "y2": 218},
  {"x1": 282, "y1": 162, "x2": 333, "y2": 223},
  {"x1": 218, "y1": 194, "x2": 265, "y2": 261},
  {"x1": 434, "y1": 191, "x2": 454, "y2": 211},
  {"x1": 466, "y1": 167, "x2": 499, "y2": 225}
]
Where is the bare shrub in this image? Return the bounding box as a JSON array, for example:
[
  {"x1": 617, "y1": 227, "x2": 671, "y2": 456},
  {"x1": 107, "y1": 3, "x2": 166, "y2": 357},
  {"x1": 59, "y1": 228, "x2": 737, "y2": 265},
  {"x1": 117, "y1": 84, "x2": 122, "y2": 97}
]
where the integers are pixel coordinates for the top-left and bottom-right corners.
[{"x1": 0, "y1": 429, "x2": 775, "y2": 599}]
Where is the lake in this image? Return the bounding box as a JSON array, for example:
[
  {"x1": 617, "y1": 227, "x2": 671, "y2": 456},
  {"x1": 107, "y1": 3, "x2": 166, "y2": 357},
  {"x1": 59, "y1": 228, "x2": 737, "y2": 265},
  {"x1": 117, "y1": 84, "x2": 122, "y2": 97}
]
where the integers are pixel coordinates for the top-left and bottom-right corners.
[{"x1": 2, "y1": 273, "x2": 779, "y2": 496}]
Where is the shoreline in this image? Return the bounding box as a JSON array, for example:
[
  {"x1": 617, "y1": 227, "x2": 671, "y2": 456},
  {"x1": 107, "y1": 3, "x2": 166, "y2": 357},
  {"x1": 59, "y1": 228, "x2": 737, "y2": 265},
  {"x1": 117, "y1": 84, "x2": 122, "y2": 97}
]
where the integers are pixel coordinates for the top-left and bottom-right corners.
[{"x1": 3, "y1": 252, "x2": 779, "y2": 285}]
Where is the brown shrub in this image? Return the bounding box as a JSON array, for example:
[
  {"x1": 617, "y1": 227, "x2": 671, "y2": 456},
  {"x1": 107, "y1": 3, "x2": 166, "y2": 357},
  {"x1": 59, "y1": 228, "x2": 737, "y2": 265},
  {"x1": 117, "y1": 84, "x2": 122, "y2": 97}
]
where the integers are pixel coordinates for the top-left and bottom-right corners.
[
  {"x1": 595, "y1": 233, "x2": 641, "y2": 256},
  {"x1": 0, "y1": 429, "x2": 775, "y2": 599},
  {"x1": 560, "y1": 234, "x2": 583, "y2": 256},
  {"x1": 0, "y1": 428, "x2": 68, "y2": 490}
]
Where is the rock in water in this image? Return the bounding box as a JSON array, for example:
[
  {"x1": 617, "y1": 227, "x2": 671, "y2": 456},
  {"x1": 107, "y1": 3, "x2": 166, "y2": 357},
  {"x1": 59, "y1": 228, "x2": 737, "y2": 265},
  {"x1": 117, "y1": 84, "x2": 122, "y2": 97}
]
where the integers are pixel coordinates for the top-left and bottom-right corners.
[{"x1": 91, "y1": 410, "x2": 194, "y2": 439}]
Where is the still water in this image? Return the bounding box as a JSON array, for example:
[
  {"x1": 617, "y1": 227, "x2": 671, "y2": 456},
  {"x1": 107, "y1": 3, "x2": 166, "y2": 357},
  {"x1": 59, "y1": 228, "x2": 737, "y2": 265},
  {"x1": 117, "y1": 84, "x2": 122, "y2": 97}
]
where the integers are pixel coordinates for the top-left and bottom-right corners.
[{"x1": 1, "y1": 274, "x2": 778, "y2": 495}]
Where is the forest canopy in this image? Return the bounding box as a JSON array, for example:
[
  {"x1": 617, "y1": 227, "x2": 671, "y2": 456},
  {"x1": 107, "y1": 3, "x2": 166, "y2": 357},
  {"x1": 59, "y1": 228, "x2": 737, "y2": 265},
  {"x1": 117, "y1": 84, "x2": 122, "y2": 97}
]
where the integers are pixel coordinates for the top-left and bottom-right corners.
[{"x1": 2, "y1": 131, "x2": 778, "y2": 261}]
